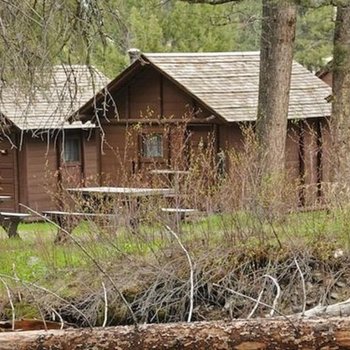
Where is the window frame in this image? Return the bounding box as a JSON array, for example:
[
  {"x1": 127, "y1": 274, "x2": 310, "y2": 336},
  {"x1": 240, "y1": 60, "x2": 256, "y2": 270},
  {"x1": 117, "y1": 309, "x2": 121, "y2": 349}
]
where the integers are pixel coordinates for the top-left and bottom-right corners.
[{"x1": 139, "y1": 132, "x2": 166, "y2": 162}]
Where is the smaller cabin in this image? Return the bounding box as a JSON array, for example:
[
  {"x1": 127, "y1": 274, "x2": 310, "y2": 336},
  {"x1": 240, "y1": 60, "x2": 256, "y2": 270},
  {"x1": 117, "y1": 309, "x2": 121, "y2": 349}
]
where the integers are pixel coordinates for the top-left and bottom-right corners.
[{"x1": 0, "y1": 65, "x2": 109, "y2": 212}]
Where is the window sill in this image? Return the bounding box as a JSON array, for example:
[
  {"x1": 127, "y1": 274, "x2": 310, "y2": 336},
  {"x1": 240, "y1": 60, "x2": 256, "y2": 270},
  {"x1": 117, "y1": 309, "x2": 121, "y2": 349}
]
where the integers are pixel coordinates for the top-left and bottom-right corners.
[
  {"x1": 62, "y1": 161, "x2": 81, "y2": 166},
  {"x1": 139, "y1": 158, "x2": 166, "y2": 163}
]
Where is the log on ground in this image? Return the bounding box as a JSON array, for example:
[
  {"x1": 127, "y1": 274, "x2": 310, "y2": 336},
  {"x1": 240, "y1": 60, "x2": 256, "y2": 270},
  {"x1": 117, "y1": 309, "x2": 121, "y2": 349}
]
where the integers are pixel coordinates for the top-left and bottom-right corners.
[{"x1": 1, "y1": 317, "x2": 350, "y2": 350}]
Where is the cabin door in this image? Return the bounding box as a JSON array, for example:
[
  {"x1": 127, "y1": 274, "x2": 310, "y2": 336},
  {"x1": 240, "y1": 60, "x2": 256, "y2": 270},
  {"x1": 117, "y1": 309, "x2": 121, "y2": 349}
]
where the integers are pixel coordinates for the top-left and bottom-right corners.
[
  {"x1": 0, "y1": 137, "x2": 16, "y2": 211},
  {"x1": 59, "y1": 134, "x2": 83, "y2": 188}
]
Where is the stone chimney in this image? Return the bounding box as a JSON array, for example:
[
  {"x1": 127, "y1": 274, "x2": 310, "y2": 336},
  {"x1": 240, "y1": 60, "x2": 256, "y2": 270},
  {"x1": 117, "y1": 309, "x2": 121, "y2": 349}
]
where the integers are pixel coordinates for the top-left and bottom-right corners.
[{"x1": 127, "y1": 48, "x2": 141, "y2": 64}]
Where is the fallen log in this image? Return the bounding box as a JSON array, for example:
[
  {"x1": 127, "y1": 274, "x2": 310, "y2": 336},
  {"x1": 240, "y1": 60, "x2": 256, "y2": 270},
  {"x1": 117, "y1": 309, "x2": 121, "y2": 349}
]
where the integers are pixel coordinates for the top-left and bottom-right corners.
[
  {"x1": 1, "y1": 317, "x2": 350, "y2": 350},
  {"x1": 301, "y1": 298, "x2": 350, "y2": 318}
]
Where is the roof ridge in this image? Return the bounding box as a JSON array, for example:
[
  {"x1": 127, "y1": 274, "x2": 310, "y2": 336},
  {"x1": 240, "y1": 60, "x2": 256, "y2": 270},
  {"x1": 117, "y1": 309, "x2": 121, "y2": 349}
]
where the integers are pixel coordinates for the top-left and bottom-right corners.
[
  {"x1": 53, "y1": 63, "x2": 97, "y2": 68},
  {"x1": 144, "y1": 51, "x2": 260, "y2": 57}
]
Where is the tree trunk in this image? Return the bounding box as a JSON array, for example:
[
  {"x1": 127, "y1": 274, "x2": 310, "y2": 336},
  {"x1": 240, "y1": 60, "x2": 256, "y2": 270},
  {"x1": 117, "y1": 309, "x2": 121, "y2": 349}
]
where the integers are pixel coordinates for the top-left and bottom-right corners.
[
  {"x1": 331, "y1": 3, "x2": 350, "y2": 183},
  {"x1": 2, "y1": 318, "x2": 350, "y2": 349},
  {"x1": 256, "y1": 0, "x2": 297, "y2": 177}
]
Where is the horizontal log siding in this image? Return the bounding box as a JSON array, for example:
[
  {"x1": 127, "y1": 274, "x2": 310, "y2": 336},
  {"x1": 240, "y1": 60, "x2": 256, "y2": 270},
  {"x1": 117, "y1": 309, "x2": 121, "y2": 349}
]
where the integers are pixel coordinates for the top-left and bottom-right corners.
[
  {"x1": 25, "y1": 137, "x2": 57, "y2": 211},
  {"x1": 0, "y1": 137, "x2": 16, "y2": 211},
  {"x1": 83, "y1": 131, "x2": 99, "y2": 186}
]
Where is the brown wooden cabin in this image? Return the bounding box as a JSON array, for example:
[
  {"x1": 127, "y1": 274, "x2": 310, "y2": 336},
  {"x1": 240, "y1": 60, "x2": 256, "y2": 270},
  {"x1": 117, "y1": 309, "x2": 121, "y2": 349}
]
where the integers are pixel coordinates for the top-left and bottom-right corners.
[
  {"x1": 72, "y1": 51, "x2": 332, "y2": 205},
  {"x1": 0, "y1": 65, "x2": 109, "y2": 212}
]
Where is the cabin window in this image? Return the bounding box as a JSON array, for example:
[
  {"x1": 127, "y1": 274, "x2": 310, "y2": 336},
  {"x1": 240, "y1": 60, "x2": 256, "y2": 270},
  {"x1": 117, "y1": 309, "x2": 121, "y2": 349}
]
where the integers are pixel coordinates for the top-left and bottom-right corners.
[
  {"x1": 63, "y1": 137, "x2": 81, "y2": 163},
  {"x1": 141, "y1": 133, "x2": 163, "y2": 158}
]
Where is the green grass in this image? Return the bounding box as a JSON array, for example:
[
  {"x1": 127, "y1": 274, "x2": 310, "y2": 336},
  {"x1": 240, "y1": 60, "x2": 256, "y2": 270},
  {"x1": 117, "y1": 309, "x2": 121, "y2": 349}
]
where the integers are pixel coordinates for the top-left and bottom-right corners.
[
  {"x1": 0, "y1": 232, "x2": 87, "y2": 281},
  {"x1": 0, "y1": 208, "x2": 349, "y2": 298},
  {"x1": 0, "y1": 220, "x2": 165, "y2": 288},
  {"x1": 0, "y1": 221, "x2": 55, "y2": 240},
  {"x1": 179, "y1": 208, "x2": 350, "y2": 251},
  {"x1": 1, "y1": 208, "x2": 350, "y2": 322}
]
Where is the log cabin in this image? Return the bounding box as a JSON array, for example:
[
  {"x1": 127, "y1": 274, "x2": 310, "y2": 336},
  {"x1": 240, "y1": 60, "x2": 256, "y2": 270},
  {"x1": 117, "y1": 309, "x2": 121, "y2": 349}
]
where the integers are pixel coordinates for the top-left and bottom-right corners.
[
  {"x1": 0, "y1": 65, "x2": 109, "y2": 212},
  {"x1": 71, "y1": 51, "x2": 332, "y2": 205}
]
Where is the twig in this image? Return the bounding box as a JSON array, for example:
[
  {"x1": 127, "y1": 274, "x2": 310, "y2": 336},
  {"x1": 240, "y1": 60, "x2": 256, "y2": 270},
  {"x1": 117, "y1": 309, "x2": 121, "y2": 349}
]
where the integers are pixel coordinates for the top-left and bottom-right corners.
[
  {"x1": 102, "y1": 282, "x2": 108, "y2": 327},
  {"x1": 213, "y1": 283, "x2": 278, "y2": 314},
  {"x1": 247, "y1": 278, "x2": 266, "y2": 319},
  {"x1": 294, "y1": 258, "x2": 306, "y2": 316},
  {"x1": 19, "y1": 203, "x2": 139, "y2": 327},
  {"x1": 0, "y1": 277, "x2": 15, "y2": 331},
  {"x1": 165, "y1": 225, "x2": 194, "y2": 323},
  {"x1": 51, "y1": 308, "x2": 65, "y2": 330},
  {"x1": 213, "y1": 283, "x2": 299, "y2": 333},
  {"x1": 263, "y1": 275, "x2": 281, "y2": 317}
]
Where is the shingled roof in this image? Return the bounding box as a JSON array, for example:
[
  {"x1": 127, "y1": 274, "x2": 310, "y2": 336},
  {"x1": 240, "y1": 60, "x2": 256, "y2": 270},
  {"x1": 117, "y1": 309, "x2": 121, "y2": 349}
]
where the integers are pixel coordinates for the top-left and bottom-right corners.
[
  {"x1": 142, "y1": 52, "x2": 331, "y2": 122},
  {"x1": 0, "y1": 65, "x2": 109, "y2": 130}
]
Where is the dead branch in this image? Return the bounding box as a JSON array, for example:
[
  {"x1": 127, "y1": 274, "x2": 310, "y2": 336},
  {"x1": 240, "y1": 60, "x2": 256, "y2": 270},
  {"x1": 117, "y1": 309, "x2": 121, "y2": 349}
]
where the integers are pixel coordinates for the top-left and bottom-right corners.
[
  {"x1": 102, "y1": 282, "x2": 108, "y2": 327},
  {"x1": 165, "y1": 225, "x2": 194, "y2": 323},
  {"x1": 247, "y1": 279, "x2": 266, "y2": 319},
  {"x1": 294, "y1": 257, "x2": 306, "y2": 315},
  {"x1": 262, "y1": 275, "x2": 281, "y2": 317},
  {"x1": 0, "y1": 277, "x2": 15, "y2": 330}
]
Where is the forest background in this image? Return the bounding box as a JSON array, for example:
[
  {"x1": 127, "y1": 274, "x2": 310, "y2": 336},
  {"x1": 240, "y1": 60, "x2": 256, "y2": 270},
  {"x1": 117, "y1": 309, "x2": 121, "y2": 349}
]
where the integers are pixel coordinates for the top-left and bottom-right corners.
[{"x1": 62, "y1": 0, "x2": 334, "y2": 78}]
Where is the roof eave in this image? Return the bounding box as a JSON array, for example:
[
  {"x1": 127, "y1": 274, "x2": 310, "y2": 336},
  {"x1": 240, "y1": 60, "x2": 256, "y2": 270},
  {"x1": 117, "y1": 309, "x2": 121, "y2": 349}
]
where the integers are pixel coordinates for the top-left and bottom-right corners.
[
  {"x1": 0, "y1": 112, "x2": 20, "y2": 132},
  {"x1": 68, "y1": 59, "x2": 147, "y2": 124}
]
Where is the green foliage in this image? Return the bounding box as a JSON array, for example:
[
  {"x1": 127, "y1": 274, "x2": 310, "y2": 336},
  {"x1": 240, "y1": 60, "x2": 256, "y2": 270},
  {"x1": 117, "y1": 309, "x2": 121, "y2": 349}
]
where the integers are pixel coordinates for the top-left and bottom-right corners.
[
  {"x1": 295, "y1": 5, "x2": 334, "y2": 71},
  {"x1": 91, "y1": 0, "x2": 332, "y2": 75},
  {"x1": 162, "y1": 2, "x2": 234, "y2": 52},
  {"x1": 0, "y1": 0, "x2": 335, "y2": 79},
  {"x1": 128, "y1": 2, "x2": 164, "y2": 52}
]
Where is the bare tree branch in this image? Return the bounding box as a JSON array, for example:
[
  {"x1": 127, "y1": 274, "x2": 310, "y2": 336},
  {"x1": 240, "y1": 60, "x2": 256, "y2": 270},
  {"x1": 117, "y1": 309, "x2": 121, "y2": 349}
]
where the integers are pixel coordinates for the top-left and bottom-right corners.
[
  {"x1": 263, "y1": 275, "x2": 281, "y2": 317},
  {"x1": 102, "y1": 282, "x2": 108, "y2": 328},
  {"x1": 294, "y1": 258, "x2": 307, "y2": 316},
  {"x1": 0, "y1": 277, "x2": 15, "y2": 331},
  {"x1": 165, "y1": 225, "x2": 194, "y2": 323}
]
